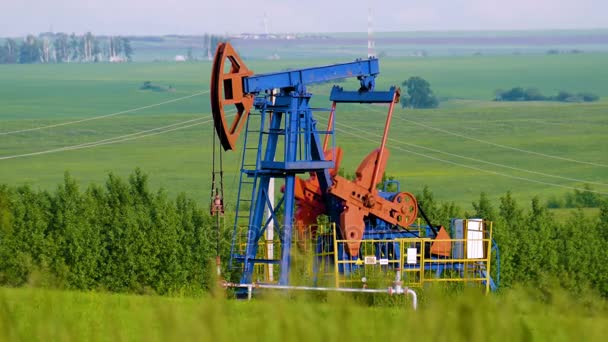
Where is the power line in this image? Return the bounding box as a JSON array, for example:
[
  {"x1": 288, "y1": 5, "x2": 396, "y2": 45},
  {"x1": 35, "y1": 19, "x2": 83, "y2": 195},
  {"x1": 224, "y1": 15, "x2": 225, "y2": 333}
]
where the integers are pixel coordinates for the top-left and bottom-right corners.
[
  {"x1": 335, "y1": 120, "x2": 608, "y2": 188},
  {"x1": 0, "y1": 111, "x2": 236, "y2": 161},
  {"x1": 65, "y1": 117, "x2": 207, "y2": 149},
  {"x1": 58, "y1": 119, "x2": 214, "y2": 152},
  {"x1": 334, "y1": 126, "x2": 608, "y2": 196},
  {"x1": 393, "y1": 114, "x2": 608, "y2": 168},
  {"x1": 2, "y1": 117, "x2": 198, "y2": 160},
  {"x1": 0, "y1": 90, "x2": 209, "y2": 136}
]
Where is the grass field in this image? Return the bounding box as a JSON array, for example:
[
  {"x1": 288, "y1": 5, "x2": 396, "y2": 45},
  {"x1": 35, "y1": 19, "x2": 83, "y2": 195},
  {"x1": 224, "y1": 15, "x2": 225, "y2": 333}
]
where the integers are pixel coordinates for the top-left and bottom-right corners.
[
  {"x1": 1, "y1": 35, "x2": 608, "y2": 341},
  {"x1": 1, "y1": 53, "x2": 607, "y2": 211},
  {"x1": 1, "y1": 286, "x2": 606, "y2": 341}
]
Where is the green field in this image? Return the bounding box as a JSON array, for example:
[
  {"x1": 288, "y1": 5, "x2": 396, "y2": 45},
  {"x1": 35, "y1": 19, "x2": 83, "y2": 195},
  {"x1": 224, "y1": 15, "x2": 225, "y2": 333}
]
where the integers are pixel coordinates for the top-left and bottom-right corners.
[
  {"x1": 1, "y1": 36, "x2": 608, "y2": 341},
  {"x1": 1, "y1": 286, "x2": 607, "y2": 341},
  {"x1": 1, "y1": 53, "x2": 607, "y2": 211}
]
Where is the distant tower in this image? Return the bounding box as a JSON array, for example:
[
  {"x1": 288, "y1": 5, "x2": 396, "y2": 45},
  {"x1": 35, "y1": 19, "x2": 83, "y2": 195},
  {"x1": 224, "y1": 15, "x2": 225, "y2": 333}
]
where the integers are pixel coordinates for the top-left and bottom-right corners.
[
  {"x1": 207, "y1": 37, "x2": 212, "y2": 61},
  {"x1": 367, "y1": 5, "x2": 376, "y2": 58},
  {"x1": 263, "y1": 12, "x2": 270, "y2": 35}
]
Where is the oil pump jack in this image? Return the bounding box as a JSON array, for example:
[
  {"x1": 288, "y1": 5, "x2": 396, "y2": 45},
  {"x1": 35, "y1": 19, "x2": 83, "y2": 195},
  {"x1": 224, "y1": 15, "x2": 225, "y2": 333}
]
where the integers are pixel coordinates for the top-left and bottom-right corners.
[{"x1": 210, "y1": 42, "x2": 457, "y2": 288}]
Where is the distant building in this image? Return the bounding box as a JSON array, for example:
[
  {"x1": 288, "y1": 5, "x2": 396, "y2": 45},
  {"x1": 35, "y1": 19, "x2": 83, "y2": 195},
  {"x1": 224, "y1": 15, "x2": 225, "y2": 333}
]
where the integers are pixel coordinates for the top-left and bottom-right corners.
[
  {"x1": 266, "y1": 53, "x2": 280, "y2": 60},
  {"x1": 109, "y1": 56, "x2": 126, "y2": 63}
]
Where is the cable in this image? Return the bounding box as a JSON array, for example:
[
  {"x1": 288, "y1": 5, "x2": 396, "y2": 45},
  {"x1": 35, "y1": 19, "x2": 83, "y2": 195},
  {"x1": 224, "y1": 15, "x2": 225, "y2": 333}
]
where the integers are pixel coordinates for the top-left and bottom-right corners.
[
  {"x1": 393, "y1": 114, "x2": 608, "y2": 168},
  {"x1": 0, "y1": 108, "x2": 236, "y2": 161},
  {"x1": 0, "y1": 90, "x2": 209, "y2": 136},
  {"x1": 65, "y1": 117, "x2": 207, "y2": 148},
  {"x1": 0, "y1": 117, "x2": 207, "y2": 160},
  {"x1": 334, "y1": 127, "x2": 608, "y2": 196},
  {"x1": 335, "y1": 120, "x2": 608, "y2": 188}
]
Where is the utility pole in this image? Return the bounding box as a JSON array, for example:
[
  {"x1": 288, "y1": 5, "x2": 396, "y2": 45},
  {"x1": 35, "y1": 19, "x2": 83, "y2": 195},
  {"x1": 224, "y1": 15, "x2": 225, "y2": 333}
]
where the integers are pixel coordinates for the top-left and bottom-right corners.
[{"x1": 367, "y1": 4, "x2": 376, "y2": 58}]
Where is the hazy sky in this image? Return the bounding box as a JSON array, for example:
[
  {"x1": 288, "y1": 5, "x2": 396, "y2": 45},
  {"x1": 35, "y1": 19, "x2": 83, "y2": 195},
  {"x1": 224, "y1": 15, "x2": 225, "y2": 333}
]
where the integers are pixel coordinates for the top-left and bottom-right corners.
[{"x1": 1, "y1": 0, "x2": 607, "y2": 36}]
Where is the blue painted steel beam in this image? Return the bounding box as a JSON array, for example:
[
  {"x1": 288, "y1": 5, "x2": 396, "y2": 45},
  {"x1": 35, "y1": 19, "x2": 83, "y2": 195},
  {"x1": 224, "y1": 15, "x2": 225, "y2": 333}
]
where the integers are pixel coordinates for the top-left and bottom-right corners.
[
  {"x1": 330, "y1": 86, "x2": 397, "y2": 103},
  {"x1": 243, "y1": 59, "x2": 380, "y2": 94}
]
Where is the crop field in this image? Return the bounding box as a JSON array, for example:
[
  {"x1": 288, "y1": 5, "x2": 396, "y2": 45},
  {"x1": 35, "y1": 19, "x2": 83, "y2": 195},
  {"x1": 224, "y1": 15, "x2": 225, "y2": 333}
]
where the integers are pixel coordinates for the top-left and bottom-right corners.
[{"x1": 1, "y1": 53, "x2": 607, "y2": 210}]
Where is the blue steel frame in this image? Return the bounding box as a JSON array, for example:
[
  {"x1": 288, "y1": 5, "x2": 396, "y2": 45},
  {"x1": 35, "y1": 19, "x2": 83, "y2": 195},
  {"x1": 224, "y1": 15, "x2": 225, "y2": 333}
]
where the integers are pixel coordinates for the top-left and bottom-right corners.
[{"x1": 230, "y1": 58, "x2": 404, "y2": 286}]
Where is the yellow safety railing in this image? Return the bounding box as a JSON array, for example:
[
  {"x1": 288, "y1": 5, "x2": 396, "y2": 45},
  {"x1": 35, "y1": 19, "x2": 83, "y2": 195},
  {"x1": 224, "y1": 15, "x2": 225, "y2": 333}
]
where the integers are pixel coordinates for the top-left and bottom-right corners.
[
  {"x1": 332, "y1": 220, "x2": 494, "y2": 293},
  {"x1": 234, "y1": 220, "x2": 494, "y2": 293},
  {"x1": 234, "y1": 224, "x2": 336, "y2": 285}
]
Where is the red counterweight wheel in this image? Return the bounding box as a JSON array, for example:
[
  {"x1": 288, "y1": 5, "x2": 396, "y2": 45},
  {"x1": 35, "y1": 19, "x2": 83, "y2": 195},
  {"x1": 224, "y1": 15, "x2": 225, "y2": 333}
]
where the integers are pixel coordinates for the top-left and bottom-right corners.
[
  {"x1": 392, "y1": 192, "x2": 418, "y2": 226},
  {"x1": 210, "y1": 42, "x2": 255, "y2": 151}
]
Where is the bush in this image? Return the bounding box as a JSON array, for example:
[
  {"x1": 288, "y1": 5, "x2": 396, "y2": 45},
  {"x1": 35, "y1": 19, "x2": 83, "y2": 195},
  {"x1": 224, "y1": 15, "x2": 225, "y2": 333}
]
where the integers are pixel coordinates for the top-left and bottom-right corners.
[
  {"x1": 580, "y1": 92, "x2": 599, "y2": 102},
  {"x1": 495, "y1": 88, "x2": 599, "y2": 103},
  {"x1": 2, "y1": 174, "x2": 608, "y2": 298},
  {"x1": 546, "y1": 184, "x2": 603, "y2": 208},
  {"x1": 0, "y1": 169, "x2": 224, "y2": 295}
]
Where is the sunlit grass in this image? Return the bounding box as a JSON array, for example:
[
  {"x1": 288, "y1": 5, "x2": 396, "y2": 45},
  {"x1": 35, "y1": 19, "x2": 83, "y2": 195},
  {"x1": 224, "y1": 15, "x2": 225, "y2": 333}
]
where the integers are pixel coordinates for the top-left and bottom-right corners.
[{"x1": 1, "y1": 285, "x2": 606, "y2": 341}]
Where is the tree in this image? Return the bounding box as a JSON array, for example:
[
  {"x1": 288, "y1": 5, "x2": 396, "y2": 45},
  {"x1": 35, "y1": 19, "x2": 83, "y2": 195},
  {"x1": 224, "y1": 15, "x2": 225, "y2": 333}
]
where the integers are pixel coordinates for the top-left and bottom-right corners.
[
  {"x1": 495, "y1": 87, "x2": 526, "y2": 101},
  {"x1": 0, "y1": 39, "x2": 19, "y2": 64},
  {"x1": 186, "y1": 47, "x2": 193, "y2": 61},
  {"x1": 92, "y1": 38, "x2": 102, "y2": 62},
  {"x1": 7, "y1": 39, "x2": 18, "y2": 63},
  {"x1": 524, "y1": 87, "x2": 546, "y2": 101},
  {"x1": 53, "y1": 33, "x2": 69, "y2": 63},
  {"x1": 19, "y1": 35, "x2": 41, "y2": 63},
  {"x1": 122, "y1": 37, "x2": 133, "y2": 61},
  {"x1": 470, "y1": 192, "x2": 497, "y2": 222},
  {"x1": 579, "y1": 92, "x2": 599, "y2": 102},
  {"x1": 400, "y1": 76, "x2": 439, "y2": 109},
  {"x1": 0, "y1": 45, "x2": 7, "y2": 64},
  {"x1": 494, "y1": 191, "x2": 524, "y2": 287},
  {"x1": 416, "y1": 185, "x2": 438, "y2": 221},
  {"x1": 69, "y1": 33, "x2": 79, "y2": 62}
]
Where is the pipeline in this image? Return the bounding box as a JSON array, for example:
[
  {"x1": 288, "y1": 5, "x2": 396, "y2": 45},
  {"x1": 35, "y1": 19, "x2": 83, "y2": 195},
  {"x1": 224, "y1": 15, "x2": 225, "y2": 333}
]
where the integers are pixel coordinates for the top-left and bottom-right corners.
[{"x1": 222, "y1": 280, "x2": 418, "y2": 311}]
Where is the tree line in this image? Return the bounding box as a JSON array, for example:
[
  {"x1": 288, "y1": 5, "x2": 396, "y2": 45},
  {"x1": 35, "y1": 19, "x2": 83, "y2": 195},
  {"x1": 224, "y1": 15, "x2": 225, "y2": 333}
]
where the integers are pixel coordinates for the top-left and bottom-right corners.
[
  {"x1": 202, "y1": 34, "x2": 224, "y2": 57},
  {"x1": 495, "y1": 87, "x2": 599, "y2": 103},
  {"x1": 0, "y1": 32, "x2": 133, "y2": 64},
  {"x1": 1, "y1": 170, "x2": 606, "y2": 297},
  {"x1": 0, "y1": 170, "x2": 229, "y2": 295},
  {"x1": 546, "y1": 184, "x2": 605, "y2": 209}
]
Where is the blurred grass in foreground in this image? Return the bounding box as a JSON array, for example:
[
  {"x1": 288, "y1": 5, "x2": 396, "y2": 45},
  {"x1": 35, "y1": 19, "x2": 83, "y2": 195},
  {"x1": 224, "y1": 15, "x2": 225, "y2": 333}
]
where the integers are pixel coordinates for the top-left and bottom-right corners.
[{"x1": 1, "y1": 286, "x2": 606, "y2": 341}]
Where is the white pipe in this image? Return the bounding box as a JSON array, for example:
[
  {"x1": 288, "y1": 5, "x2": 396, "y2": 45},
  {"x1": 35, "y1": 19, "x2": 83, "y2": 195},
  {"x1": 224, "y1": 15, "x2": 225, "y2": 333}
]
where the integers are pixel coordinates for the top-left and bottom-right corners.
[
  {"x1": 405, "y1": 288, "x2": 417, "y2": 310},
  {"x1": 265, "y1": 89, "x2": 278, "y2": 283},
  {"x1": 223, "y1": 282, "x2": 417, "y2": 310},
  {"x1": 266, "y1": 178, "x2": 274, "y2": 282}
]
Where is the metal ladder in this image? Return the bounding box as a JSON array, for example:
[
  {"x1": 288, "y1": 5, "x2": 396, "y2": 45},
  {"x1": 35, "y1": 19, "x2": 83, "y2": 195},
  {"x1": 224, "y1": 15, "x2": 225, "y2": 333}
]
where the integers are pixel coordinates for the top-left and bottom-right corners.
[{"x1": 229, "y1": 110, "x2": 265, "y2": 269}]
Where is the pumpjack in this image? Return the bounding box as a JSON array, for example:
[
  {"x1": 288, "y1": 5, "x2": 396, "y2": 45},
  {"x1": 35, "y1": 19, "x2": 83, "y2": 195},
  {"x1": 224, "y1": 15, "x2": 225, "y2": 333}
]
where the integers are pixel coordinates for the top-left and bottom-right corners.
[{"x1": 210, "y1": 42, "x2": 469, "y2": 288}]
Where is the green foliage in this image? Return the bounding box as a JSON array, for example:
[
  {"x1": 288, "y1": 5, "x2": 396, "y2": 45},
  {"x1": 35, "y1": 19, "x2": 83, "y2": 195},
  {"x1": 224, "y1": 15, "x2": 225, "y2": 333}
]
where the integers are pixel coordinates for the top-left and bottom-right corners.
[
  {"x1": 0, "y1": 32, "x2": 133, "y2": 64},
  {"x1": 0, "y1": 39, "x2": 18, "y2": 63},
  {"x1": 1, "y1": 286, "x2": 607, "y2": 341},
  {"x1": 546, "y1": 184, "x2": 603, "y2": 208},
  {"x1": 140, "y1": 80, "x2": 174, "y2": 92},
  {"x1": 470, "y1": 192, "x2": 497, "y2": 222},
  {"x1": 0, "y1": 169, "x2": 221, "y2": 295},
  {"x1": 18, "y1": 35, "x2": 41, "y2": 64},
  {"x1": 495, "y1": 87, "x2": 599, "y2": 102},
  {"x1": 415, "y1": 185, "x2": 462, "y2": 230},
  {"x1": 490, "y1": 193, "x2": 608, "y2": 297},
  {"x1": 400, "y1": 76, "x2": 439, "y2": 108},
  {"x1": 1, "y1": 171, "x2": 607, "y2": 298},
  {"x1": 599, "y1": 200, "x2": 608, "y2": 240}
]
